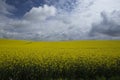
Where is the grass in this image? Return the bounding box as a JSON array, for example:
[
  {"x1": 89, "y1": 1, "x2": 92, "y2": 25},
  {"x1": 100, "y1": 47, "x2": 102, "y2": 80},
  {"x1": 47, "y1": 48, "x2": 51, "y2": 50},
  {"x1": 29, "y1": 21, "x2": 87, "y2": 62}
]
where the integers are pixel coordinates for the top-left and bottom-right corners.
[{"x1": 0, "y1": 39, "x2": 120, "y2": 80}]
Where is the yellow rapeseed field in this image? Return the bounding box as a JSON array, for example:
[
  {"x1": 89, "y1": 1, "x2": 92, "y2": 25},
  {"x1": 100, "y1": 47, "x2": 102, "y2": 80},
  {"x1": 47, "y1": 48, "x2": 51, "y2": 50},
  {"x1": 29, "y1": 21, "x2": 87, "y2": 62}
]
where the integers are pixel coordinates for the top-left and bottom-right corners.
[{"x1": 0, "y1": 39, "x2": 120, "y2": 80}]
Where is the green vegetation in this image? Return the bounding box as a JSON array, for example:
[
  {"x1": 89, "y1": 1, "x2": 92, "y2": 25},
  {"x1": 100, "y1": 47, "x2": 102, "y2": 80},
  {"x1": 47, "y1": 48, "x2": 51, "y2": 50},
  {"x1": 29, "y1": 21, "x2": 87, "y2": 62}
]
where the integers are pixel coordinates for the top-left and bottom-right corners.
[{"x1": 0, "y1": 39, "x2": 120, "y2": 80}]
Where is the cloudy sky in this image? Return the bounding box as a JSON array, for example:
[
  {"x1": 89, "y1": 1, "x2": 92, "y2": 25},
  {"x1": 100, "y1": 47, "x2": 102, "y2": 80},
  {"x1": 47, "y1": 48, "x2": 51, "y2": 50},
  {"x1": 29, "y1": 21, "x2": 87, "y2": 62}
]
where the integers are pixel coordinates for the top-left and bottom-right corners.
[{"x1": 0, "y1": 0, "x2": 120, "y2": 40}]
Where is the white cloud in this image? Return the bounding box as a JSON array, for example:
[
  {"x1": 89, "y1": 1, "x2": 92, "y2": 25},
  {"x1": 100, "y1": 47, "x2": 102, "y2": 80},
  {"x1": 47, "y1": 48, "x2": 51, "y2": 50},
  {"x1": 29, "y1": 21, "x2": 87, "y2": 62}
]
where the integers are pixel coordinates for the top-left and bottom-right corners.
[
  {"x1": 24, "y1": 5, "x2": 56, "y2": 21},
  {"x1": 0, "y1": 0, "x2": 15, "y2": 15},
  {"x1": 0, "y1": 0, "x2": 120, "y2": 40}
]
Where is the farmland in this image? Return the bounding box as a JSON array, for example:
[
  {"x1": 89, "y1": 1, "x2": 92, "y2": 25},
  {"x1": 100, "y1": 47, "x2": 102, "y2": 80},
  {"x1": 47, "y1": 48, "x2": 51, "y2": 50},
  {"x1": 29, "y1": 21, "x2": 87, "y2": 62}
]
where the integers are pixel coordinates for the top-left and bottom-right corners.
[{"x1": 0, "y1": 39, "x2": 120, "y2": 80}]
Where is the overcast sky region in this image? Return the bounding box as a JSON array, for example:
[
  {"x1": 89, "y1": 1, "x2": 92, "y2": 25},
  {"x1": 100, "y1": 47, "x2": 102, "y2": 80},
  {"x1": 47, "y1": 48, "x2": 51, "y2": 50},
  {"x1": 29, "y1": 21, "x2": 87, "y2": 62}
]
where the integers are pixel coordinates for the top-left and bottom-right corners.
[{"x1": 0, "y1": 0, "x2": 120, "y2": 40}]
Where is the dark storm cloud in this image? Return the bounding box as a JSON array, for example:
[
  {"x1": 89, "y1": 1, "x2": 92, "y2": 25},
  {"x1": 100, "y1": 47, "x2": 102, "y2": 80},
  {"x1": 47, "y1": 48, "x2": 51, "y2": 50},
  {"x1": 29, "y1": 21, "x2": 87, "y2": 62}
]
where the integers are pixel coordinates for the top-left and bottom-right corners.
[{"x1": 90, "y1": 11, "x2": 120, "y2": 38}]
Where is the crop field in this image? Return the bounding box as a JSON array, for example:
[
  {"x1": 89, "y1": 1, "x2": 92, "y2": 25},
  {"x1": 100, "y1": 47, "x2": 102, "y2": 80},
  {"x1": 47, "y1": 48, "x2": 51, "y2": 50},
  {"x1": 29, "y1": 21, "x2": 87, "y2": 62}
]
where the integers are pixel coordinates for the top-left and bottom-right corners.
[{"x1": 0, "y1": 39, "x2": 120, "y2": 80}]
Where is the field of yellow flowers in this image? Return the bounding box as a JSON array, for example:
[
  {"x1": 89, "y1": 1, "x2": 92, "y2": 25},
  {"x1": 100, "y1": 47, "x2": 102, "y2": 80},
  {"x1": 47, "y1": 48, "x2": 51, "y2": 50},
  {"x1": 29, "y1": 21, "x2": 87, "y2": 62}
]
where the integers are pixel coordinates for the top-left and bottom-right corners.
[{"x1": 0, "y1": 39, "x2": 120, "y2": 80}]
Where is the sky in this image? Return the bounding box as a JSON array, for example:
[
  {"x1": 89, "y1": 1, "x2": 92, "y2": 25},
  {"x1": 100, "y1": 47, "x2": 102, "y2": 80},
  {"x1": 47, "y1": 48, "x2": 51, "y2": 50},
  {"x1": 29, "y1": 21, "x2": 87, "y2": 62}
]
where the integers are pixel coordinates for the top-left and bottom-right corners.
[{"x1": 0, "y1": 0, "x2": 120, "y2": 40}]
